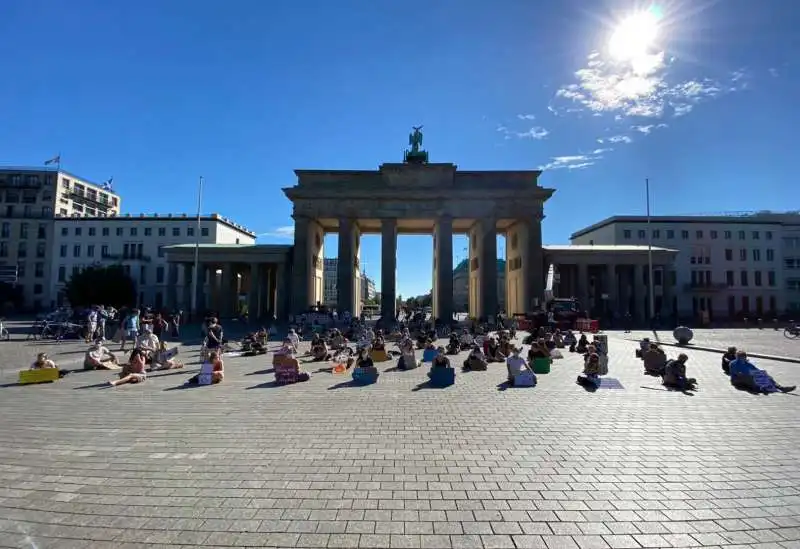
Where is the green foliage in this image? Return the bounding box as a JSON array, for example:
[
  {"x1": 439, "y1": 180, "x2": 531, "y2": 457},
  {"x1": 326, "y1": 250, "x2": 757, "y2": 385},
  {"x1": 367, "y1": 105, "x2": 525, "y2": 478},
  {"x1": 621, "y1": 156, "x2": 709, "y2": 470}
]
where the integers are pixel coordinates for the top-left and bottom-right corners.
[
  {"x1": 64, "y1": 265, "x2": 136, "y2": 308},
  {"x1": 0, "y1": 282, "x2": 24, "y2": 310}
]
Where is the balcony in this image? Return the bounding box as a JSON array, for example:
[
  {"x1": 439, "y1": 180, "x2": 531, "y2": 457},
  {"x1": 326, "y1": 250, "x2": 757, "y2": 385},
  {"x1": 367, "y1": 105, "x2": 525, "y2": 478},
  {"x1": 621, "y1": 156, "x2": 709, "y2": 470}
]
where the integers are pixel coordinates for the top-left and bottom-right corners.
[
  {"x1": 683, "y1": 282, "x2": 730, "y2": 292},
  {"x1": 70, "y1": 190, "x2": 112, "y2": 209},
  {"x1": 102, "y1": 253, "x2": 151, "y2": 263}
]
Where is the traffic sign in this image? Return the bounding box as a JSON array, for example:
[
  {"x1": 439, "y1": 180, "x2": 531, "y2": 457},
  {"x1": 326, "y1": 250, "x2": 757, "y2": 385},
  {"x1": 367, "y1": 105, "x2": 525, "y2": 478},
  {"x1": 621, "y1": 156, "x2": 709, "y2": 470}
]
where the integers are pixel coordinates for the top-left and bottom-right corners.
[{"x1": 0, "y1": 265, "x2": 18, "y2": 284}]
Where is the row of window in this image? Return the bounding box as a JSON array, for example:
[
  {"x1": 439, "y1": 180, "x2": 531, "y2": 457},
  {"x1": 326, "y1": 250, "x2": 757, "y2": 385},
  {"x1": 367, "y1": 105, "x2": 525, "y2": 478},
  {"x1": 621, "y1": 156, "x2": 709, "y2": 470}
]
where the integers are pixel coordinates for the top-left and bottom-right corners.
[
  {"x1": 59, "y1": 243, "x2": 168, "y2": 259},
  {"x1": 13, "y1": 262, "x2": 46, "y2": 279},
  {"x1": 4, "y1": 205, "x2": 53, "y2": 218},
  {"x1": 0, "y1": 189, "x2": 53, "y2": 204},
  {"x1": 692, "y1": 296, "x2": 779, "y2": 316},
  {"x1": 0, "y1": 222, "x2": 47, "y2": 239},
  {"x1": 0, "y1": 173, "x2": 52, "y2": 187},
  {"x1": 59, "y1": 225, "x2": 210, "y2": 238},
  {"x1": 0, "y1": 241, "x2": 46, "y2": 258},
  {"x1": 623, "y1": 228, "x2": 774, "y2": 241},
  {"x1": 697, "y1": 269, "x2": 780, "y2": 288},
  {"x1": 57, "y1": 264, "x2": 168, "y2": 285},
  {"x1": 722, "y1": 248, "x2": 776, "y2": 262},
  {"x1": 61, "y1": 179, "x2": 118, "y2": 206}
]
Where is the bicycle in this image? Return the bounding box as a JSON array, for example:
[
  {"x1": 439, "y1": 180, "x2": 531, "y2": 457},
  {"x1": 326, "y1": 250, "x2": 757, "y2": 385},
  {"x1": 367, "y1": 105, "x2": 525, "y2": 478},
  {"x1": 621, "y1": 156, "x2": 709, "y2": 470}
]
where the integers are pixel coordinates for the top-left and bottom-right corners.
[
  {"x1": 784, "y1": 324, "x2": 800, "y2": 340},
  {"x1": 0, "y1": 318, "x2": 9, "y2": 341}
]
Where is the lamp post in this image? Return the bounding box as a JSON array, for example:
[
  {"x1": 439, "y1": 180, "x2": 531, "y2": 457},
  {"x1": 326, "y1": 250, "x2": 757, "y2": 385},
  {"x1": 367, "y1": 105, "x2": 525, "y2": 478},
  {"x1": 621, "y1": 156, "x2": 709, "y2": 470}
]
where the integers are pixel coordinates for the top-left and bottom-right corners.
[
  {"x1": 646, "y1": 178, "x2": 655, "y2": 325},
  {"x1": 190, "y1": 176, "x2": 203, "y2": 321}
]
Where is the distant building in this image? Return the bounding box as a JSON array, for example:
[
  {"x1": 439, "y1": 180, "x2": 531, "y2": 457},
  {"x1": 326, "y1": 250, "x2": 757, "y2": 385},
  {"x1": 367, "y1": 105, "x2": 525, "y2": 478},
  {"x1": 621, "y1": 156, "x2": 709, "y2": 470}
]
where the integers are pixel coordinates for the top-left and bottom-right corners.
[
  {"x1": 322, "y1": 257, "x2": 375, "y2": 308},
  {"x1": 0, "y1": 167, "x2": 121, "y2": 310},
  {"x1": 49, "y1": 213, "x2": 255, "y2": 309},
  {"x1": 453, "y1": 258, "x2": 505, "y2": 312}
]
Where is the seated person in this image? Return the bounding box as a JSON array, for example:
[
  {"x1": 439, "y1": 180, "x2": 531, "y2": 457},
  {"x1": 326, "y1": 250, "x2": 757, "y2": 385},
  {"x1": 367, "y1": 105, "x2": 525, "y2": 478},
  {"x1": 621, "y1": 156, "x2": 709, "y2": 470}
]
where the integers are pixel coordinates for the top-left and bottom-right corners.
[
  {"x1": 728, "y1": 351, "x2": 795, "y2": 394},
  {"x1": 563, "y1": 330, "x2": 577, "y2": 349},
  {"x1": 109, "y1": 349, "x2": 147, "y2": 387},
  {"x1": 662, "y1": 353, "x2": 697, "y2": 391},
  {"x1": 242, "y1": 329, "x2": 268, "y2": 354},
  {"x1": 506, "y1": 346, "x2": 535, "y2": 386},
  {"x1": 446, "y1": 333, "x2": 460, "y2": 355},
  {"x1": 427, "y1": 347, "x2": 452, "y2": 377},
  {"x1": 186, "y1": 351, "x2": 224, "y2": 385},
  {"x1": 463, "y1": 344, "x2": 488, "y2": 371},
  {"x1": 397, "y1": 337, "x2": 418, "y2": 370},
  {"x1": 273, "y1": 348, "x2": 311, "y2": 383},
  {"x1": 642, "y1": 344, "x2": 668, "y2": 376},
  {"x1": 459, "y1": 330, "x2": 474, "y2": 349},
  {"x1": 135, "y1": 327, "x2": 160, "y2": 361},
  {"x1": 311, "y1": 338, "x2": 330, "y2": 361},
  {"x1": 84, "y1": 340, "x2": 118, "y2": 370},
  {"x1": 636, "y1": 337, "x2": 651, "y2": 358},
  {"x1": 499, "y1": 337, "x2": 513, "y2": 357},
  {"x1": 31, "y1": 352, "x2": 69, "y2": 378},
  {"x1": 486, "y1": 337, "x2": 506, "y2": 362},
  {"x1": 372, "y1": 332, "x2": 386, "y2": 352},
  {"x1": 353, "y1": 346, "x2": 378, "y2": 378},
  {"x1": 721, "y1": 346, "x2": 737, "y2": 375},
  {"x1": 329, "y1": 330, "x2": 347, "y2": 350},
  {"x1": 553, "y1": 331, "x2": 564, "y2": 348},
  {"x1": 527, "y1": 342, "x2": 550, "y2": 361},
  {"x1": 577, "y1": 352, "x2": 602, "y2": 387},
  {"x1": 287, "y1": 328, "x2": 300, "y2": 350},
  {"x1": 151, "y1": 341, "x2": 183, "y2": 371},
  {"x1": 275, "y1": 338, "x2": 295, "y2": 356},
  {"x1": 423, "y1": 338, "x2": 436, "y2": 351},
  {"x1": 543, "y1": 335, "x2": 556, "y2": 352},
  {"x1": 574, "y1": 334, "x2": 589, "y2": 354}
]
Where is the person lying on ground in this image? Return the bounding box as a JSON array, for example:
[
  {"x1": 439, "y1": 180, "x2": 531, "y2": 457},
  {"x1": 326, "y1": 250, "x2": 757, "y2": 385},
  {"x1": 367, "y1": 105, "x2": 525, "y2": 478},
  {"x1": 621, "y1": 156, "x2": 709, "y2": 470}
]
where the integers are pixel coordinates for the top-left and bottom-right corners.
[
  {"x1": 151, "y1": 341, "x2": 184, "y2": 371},
  {"x1": 721, "y1": 346, "x2": 737, "y2": 375},
  {"x1": 109, "y1": 349, "x2": 147, "y2": 387},
  {"x1": 728, "y1": 351, "x2": 795, "y2": 394}
]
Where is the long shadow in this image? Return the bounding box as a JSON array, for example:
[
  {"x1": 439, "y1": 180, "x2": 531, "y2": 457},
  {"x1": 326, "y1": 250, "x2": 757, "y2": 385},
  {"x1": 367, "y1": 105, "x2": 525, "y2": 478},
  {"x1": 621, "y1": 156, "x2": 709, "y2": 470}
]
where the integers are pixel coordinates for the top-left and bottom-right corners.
[
  {"x1": 147, "y1": 369, "x2": 194, "y2": 379},
  {"x1": 245, "y1": 380, "x2": 283, "y2": 389},
  {"x1": 245, "y1": 368, "x2": 274, "y2": 376},
  {"x1": 411, "y1": 380, "x2": 454, "y2": 391},
  {"x1": 640, "y1": 385, "x2": 696, "y2": 396},
  {"x1": 163, "y1": 382, "x2": 205, "y2": 391},
  {"x1": 73, "y1": 382, "x2": 113, "y2": 390},
  {"x1": 328, "y1": 380, "x2": 359, "y2": 390}
]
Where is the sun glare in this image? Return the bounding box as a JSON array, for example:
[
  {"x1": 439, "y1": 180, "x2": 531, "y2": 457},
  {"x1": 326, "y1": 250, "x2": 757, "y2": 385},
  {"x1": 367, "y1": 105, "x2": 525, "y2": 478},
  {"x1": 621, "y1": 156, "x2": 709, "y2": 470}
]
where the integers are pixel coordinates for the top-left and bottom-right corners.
[{"x1": 608, "y1": 10, "x2": 660, "y2": 62}]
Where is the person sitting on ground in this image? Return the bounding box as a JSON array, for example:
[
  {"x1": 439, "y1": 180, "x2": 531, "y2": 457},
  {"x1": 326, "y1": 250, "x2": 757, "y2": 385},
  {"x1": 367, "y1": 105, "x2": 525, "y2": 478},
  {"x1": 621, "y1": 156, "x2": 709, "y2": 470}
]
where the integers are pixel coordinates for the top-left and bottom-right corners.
[
  {"x1": 446, "y1": 332, "x2": 460, "y2": 355},
  {"x1": 543, "y1": 334, "x2": 556, "y2": 352},
  {"x1": 373, "y1": 331, "x2": 386, "y2": 352},
  {"x1": 186, "y1": 351, "x2": 224, "y2": 385},
  {"x1": 427, "y1": 347, "x2": 452, "y2": 379},
  {"x1": 499, "y1": 335, "x2": 514, "y2": 357},
  {"x1": 553, "y1": 330, "x2": 564, "y2": 348},
  {"x1": 642, "y1": 343, "x2": 668, "y2": 376},
  {"x1": 109, "y1": 349, "x2": 147, "y2": 387},
  {"x1": 636, "y1": 337, "x2": 651, "y2": 358},
  {"x1": 397, "y1": 336, "x2": 418, "y2": 370},
  {"x1": 459, "y1": 329, "x2": 474, "y2": 350},
  {"x1": 577, "y1": 352, "x2": 602, "y2": 388},
  {"x1": 486, "y1": 337, "x2": 506, "y2": 362},
  {"x1": 506, "y1": 346, "x2": 534, "y2": 386},
  {"x1": 721, "y1": 346, "x2": 737, "y2": 375},
  {"x1": 287, "y1": 327, "x2": 300, "y2": 350},
  {"x1": 151, "y1": 341, "x2": 183, "y2": 371},
  {"x1": 329, "y1": 329, "x2": 347, "y2": 351},
  {"x1": 84, "y1": 340, "x2": 118, "y2": 370},
  {"x1": 563, "y1": 330, "x2": 577, "y2": 350},
  {"x1": 353, "y1": 345, "x2": 378, "y2": 378},
  {"x1": 135, "y1": 326, "x2": 160, "y2": 361},
  {"x1": 423, "y1": 338, "x2": 436, "y2": 352},
  {"x1": 575, "y1": 333, "x2": 589, "y2": 354},
  {"x1": 527, "y1": 342, "x2": 550, "y2": 362},
  {"x1": 311, "y1": 337, "x2": 330, "y2": 361},
  {"x1": 463, "y1": 344, "x2": 488, "y2": 371},
  {"x1": 728, "y1": 351, "x2": 796, "y2": 394},
  {"x1": 662, "y1": 353, "x2": 697, "y2": 391}
]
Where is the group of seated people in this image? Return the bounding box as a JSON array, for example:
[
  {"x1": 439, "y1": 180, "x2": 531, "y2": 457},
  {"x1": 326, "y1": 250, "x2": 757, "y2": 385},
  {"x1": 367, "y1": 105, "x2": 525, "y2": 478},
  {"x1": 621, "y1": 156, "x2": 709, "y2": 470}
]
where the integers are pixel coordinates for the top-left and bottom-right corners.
[
  {"x1": 722, "y1": 347, "x2": 795, "y2": 394},
  {"x1": 446, "y1": 330, "x2": 474, "y2": 354},
  {"x1": 637, "y1": 339, "x2": 696, "y2": 390},
  {"x1": 105, "y1": 325, "x2": 184, "y2": 387},
  {"x1": 241, "y1": 328, "x2": 268, "y2": 355},
  {"x1": 29, "y1": 352, "x2": 70, "y2": 378}
]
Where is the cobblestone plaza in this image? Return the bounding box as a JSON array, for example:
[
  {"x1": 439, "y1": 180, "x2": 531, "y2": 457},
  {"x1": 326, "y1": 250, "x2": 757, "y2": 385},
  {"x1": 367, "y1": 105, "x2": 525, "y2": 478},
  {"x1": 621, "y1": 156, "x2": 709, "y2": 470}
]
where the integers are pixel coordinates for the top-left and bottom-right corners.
[{"x1": 0, "y1": 331, "x2": 798, "y2": 549}]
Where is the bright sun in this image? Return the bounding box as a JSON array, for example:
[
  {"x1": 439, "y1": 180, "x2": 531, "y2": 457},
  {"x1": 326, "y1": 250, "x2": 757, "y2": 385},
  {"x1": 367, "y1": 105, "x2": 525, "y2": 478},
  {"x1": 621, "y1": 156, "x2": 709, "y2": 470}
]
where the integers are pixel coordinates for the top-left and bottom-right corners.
[{"x1": 608, "y1": 11, "x2": 660, "y2": 62}]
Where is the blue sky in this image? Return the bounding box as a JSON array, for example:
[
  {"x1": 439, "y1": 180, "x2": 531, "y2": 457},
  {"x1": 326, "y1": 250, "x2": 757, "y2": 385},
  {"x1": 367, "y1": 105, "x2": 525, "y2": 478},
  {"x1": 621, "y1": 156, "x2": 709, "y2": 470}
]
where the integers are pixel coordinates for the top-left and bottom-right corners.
[{"x1": 1, "y1": 0, "x2": 797, "y2": 298}]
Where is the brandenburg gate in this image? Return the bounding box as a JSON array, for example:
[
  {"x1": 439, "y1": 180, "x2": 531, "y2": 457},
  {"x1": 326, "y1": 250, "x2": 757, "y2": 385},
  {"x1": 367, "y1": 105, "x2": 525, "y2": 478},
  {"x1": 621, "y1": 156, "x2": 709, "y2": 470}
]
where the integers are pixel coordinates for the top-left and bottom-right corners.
[{"x1": 283, "y1": 128, "x2": 554, "y2": 321}]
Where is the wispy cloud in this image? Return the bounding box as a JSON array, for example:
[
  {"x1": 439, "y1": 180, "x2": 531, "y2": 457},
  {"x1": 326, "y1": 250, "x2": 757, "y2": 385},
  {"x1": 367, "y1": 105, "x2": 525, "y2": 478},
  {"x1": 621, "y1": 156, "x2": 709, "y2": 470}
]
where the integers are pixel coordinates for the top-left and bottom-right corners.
[
  {"x1": 517, "y1": 114, "x2": 537, "y2": 120},
  {"x1": 631, "y1": 123, "x2": 667, "y2": 134},
  {"x1": 598, "y1": 135, "x2": 633, "y2": 144},
  {"x1": 768, "y1": 67, "x2": 779, "y2": 78},
  {"x1": 258, "y1": 226, "x2": 294, "y2": 239},
  {"x1": 538, "y1": 148, "x2": 611, "y2": 171},
  {"x1": 555, "y1": 50, "x2": 747, "y2": 120},
  {"x1": 497, "y1": 125, "x2": 549, "y2": 140}
]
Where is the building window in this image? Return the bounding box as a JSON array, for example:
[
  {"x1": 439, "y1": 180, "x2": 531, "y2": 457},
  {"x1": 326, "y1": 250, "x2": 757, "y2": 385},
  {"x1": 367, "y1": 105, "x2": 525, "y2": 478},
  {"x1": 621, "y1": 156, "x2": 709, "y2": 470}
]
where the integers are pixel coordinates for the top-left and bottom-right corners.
[
  {"x1": 754, "y1": 271, "x2": 762, "y2": 287},
  {"x1": 739, "y1": 249, "x2": 747, "y2": 261},
  {"x1": 738, "y1": 230, "x2": 745, "y2": 240},
  {"x1": 696, "y1": 230, "x2": 703, "y2": 239},
  {"x1": 652, "y1": 229, "x2": 660, "y2": 239},
  {"x1": 766, "y1": 249, "x2": 774, "y2": 261},
  {"x1": 710, "y1": 230, "x2": 718, "y2": 239},
  {"x1": 753, "y1": 249, "x2": 761, "y2": 261},
  {"x1": 17, "y1": 242, "x2": 26, "y2": 258},
  {"x1": 41, "y1": 206, "x2": 52, "y2": 217},
  {"x1": 88, "y1": 227, "x2": 96, "y2": 236},
  {"x1": 36, "y1": 242, "x2": 45, "y2": 258},
  {"x1": 1, "y1": 222, "x2": 9, "y2": 238},
  {"x1": 34, "y1": 262, "x2": 44, "y2": 278},
  {"x1": 37, "y1": 224, "x2": 46, "y2": 239},
  {"x1": 87, "y1": 245, "x2": 95, "y2": 258},
  {"x1": 752, "y1": 231, "x2": 760, "y2": 240},
  {"x1": 75, "y1": 227, "x2": 82, "y2": 236},
  {"x1": 681, "y1": 230, "x2": 689, "y2": 239},
  {"x1": 102, "y1": 227, "x2": 109, "y2": 237},
  {"x1": 33, "y1": 284, "x2": 42, "y2": 295},
  {"x1": 72, "y1": 266, "x2": 79, "y2": 276},
  {"x1": 725, "y1": 249, "x2": 733, "y2": 261},
  {"x1": 740, "y1": 271, "x2": 749, "y2": 286},
  {"x1": 139, "y1": 265, "x2": 147, "y2": 284},
  {"x1": 20, "y1": 223, "x2": 28, "y2": 239},
  {"x1": 144, "y1": 227, "x2": 152, "y2": 236},
  {"x1": 726, "y1": 270, "x2": 734, "y2": 286},
  {"x1": 58, "y1": 266, "x2": 66, "y2": 282},
  {"x1": 101, "y1": 245, "x2": 109, "y2": 257},
  {"x1": 157, "y1": 245, "x2": 165, "y2": 258},
  {"x1": 116, "y1": 227, "x2": 123, "y2": 237},
  {"x1": 156, "y1": 266, "x2": 165, "y2": 283},
  {"x1": 724, "y1": 230, "x2": 732, "y2": 240},
  {"x1": 73, "y1": 245, "x2": 80, "y2": 258},
  {"x1": 59, "y1": 208, "x2": 67, "y2": 215},
  {"x1": 766, "y1": 231, "x2": 773, "y2": 240},
  {"x1": 201, "y1": 227, "x2": 209, "y2": 237},
  {"x1": 158, "y1": 227, "x2": 166, "y2": 236},
  {"x1": 60, "y1": 244, "x2": 67, "y2": 258},
  {"x1": 17, "y1": 262, "x2": 26, "y2": 278},
  {"x1": 130, "y1": 227, "x2": 137, "y2": 237},
  {"x1": 768, "y1": 271, "x2": 776, "y2": 286},
  {"x1": 172, "y1": 227, "x2": 180, "y2": 237},
  {"x1": 188, "y1": 227, "x2": 195, "y2": 237},
  {"x1": 666, "y1": 229, "x2": 674, "y2": 239},
  {"x1": 0, "y1": 242, "x2": 7, "y2": 258}
]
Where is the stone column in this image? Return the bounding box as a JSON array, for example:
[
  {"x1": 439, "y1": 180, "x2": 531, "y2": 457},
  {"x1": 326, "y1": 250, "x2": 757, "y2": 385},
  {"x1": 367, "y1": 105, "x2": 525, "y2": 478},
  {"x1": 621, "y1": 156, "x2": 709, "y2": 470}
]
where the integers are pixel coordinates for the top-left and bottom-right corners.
[
  {"x1": 524, "y1": 214, "x2": 545, "y2": 311},
  {"x1": 577, "y1": 263, "x2": 590, "y2": 313},
  {"x1": 381, "y1": 218, "x2": 398, "y2": 322},
  {"x1": 181, "y1": 263, "x2": 192, "y2": 311},
  {"x1": 194, "y1": 264, "x2": 207, "y2": 316},
  {"x1": 606, "y1": 264, "x2": 617, "y2": 315},
  {"x1": 479, "y1": 218, "x2": 498, "y2": 321},
  {"x1": 248, "y1": 263, "x2": 261, "y2": 322},
  {"x1": 263, "y1": 266, "x2": 273, "y2": 319},
  {"x1": 661, "y1": 265, "x2": 673, "y2": 319},
  {"x1": 221, "y1": 264, "x2": 236, "y2": 317},
  {"x1": 291, "y1": 216, "x2": 311, "y2": 314},
  {"x1": 275, "y1": 262, "x2": 289, "y2": 322},
  {"x1": 337, "y1": 219, "x2": 357, "y2": 316},
  {"x1": 166, "y1": 263, "x2": 178, "y2": 309},
  {"x1": 632, "y1": 264, "x2": 643, "y2": 322},
  {"x1": 433, "y1": 216, "x2": 454, "y2": 323}
]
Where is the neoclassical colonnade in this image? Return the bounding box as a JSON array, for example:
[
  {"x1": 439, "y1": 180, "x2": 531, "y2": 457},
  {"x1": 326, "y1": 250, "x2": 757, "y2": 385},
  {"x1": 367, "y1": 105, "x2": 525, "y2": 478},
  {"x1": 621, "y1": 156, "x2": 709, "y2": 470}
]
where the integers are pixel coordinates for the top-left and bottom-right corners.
[
  {"x1": 285, "y1": 162, "x2": 554, "y2": 320},
  {"x1": 163, "y1": 244, "x2": 291, "y2": 320}
]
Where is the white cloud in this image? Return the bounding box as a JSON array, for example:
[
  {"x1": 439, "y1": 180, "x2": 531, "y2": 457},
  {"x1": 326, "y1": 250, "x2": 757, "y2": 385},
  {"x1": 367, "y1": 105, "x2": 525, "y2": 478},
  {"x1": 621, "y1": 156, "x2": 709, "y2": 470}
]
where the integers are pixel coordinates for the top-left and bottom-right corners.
[
  {"x1": 497, "y1": 124, "x2": 549, "y2": 140},
  {"x1": 555, "y1": 49, "x2": 747, "y2": 120},
  {"x1": 768, "y1": 67, "x2": 779, "y2": 78},
  {"x1": 598, "y1": 135, "x2": 633, "y2": 144},
  {"x1": 258, "y1": 226, "x2": 294, "y2": 239},
  {"x1": 631, "y1": 123, "x2": 667, "y2": 134},
  {"x1": 517, "y1": 114, "x2": 536, "y2": 120},
  {"x1": 538, "y1": 148, "x2": 610, "y2": 171}
]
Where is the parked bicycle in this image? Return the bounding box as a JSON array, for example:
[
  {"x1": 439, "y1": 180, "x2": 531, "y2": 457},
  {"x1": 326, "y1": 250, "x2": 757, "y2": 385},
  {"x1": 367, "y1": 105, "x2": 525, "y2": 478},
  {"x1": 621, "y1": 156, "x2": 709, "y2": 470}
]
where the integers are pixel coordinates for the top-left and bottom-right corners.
[
  {"x1": 0, "y1": 318, "x2": 10, "y2": 341},
  {"x1": 785, "y1": 323, "x2": 800, "y2": 340}
]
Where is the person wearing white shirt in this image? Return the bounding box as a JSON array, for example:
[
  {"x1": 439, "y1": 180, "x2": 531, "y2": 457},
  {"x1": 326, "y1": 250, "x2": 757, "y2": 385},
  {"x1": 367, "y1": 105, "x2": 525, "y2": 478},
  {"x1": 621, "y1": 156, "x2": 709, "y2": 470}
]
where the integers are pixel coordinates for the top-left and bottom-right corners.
[{"x1": 506, "y1": 347, "x2": 535, "y2": 386}]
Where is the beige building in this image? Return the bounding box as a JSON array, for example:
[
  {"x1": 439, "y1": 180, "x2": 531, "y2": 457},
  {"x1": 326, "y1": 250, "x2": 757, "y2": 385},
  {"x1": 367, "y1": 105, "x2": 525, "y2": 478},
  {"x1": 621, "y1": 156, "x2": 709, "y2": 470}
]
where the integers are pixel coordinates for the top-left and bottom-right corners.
[
  {"x1": 453, "y1": 258, "x2": 505, "y2": 312},
  {"x1": 0, "y1": 167, "x2": 121, "y2": 310}
]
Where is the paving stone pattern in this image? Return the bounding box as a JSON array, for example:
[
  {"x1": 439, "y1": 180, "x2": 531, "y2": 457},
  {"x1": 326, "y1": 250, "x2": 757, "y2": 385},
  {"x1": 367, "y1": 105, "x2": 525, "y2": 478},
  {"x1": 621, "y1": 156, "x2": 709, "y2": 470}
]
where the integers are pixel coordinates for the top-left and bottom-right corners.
[
  {"x1": 612, "y1": 328, "x2": 800, "y2": 359},
  {"x1": 0, "y1": 331, "x2": 799, "y2": 549}
]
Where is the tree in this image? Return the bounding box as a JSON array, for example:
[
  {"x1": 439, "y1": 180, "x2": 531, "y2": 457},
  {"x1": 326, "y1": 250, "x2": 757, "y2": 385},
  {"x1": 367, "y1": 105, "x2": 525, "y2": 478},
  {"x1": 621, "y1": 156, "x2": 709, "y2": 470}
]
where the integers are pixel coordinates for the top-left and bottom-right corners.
[
  {"x1": 0, "y1": 282, "x2": 24, "y2": 312},
  {"x1": 65, "y1": 265, "x2": 136, "y2": 308}
]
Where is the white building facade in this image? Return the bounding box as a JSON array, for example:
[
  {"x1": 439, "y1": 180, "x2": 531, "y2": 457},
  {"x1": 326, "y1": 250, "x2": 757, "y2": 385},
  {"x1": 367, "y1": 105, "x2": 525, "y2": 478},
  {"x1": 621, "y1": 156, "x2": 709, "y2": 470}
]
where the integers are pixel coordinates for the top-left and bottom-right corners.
[
  {"x1": 322, "y1": 257, "x2": 375, "y2": 309},
  {"x1": 49, "y1": 213, "x2": 255, "y2": 309},
  {"x1": 0, "y1": 168, "x2": 122, "y2": 310},
  {"x1": 571, "y1": 213, "x2": 800, "y2": 319}
]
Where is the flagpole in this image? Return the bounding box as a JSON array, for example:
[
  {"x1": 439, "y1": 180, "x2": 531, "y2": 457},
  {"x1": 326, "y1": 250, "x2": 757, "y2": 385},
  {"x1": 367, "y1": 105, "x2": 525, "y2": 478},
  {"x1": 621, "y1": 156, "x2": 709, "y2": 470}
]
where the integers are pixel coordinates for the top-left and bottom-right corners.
[
  {"x1": 646, "y1": 178, "x2": 655, "y2": 325},
  {"x1": 190, "y1": 176, "x2": 204, "y2": 321}
]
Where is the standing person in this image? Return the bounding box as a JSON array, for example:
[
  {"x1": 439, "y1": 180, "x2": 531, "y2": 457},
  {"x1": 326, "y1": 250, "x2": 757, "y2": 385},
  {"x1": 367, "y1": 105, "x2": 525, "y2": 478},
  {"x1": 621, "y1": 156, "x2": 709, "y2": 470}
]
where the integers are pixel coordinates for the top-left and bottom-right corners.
[
  {"x1": 97, "y1": 305, "x2": 109, "y2": 341},
  {"x1": 171, "y1": 309, "x2": 182, "y2": 338},
  {"x1": 86, "y1": 307, "x2": 98, "y2": 343},
  {"x1": 151, "y1": 313, "x2": 168, "y2": 341},
  {"x1": 120, "y1": 308, "x2": 140, "y2": 352}
]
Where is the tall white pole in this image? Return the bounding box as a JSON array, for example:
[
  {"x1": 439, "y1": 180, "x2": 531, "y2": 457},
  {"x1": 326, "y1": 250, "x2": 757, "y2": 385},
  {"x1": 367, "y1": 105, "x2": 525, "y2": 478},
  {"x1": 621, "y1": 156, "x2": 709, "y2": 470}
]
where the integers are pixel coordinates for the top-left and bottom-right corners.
[
  {"x1": 190, "y1": 176, "x2": 203, "y2": 319},
  {"x1": 646, "y1": 178, "x2": 655, "y2": 323}
]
